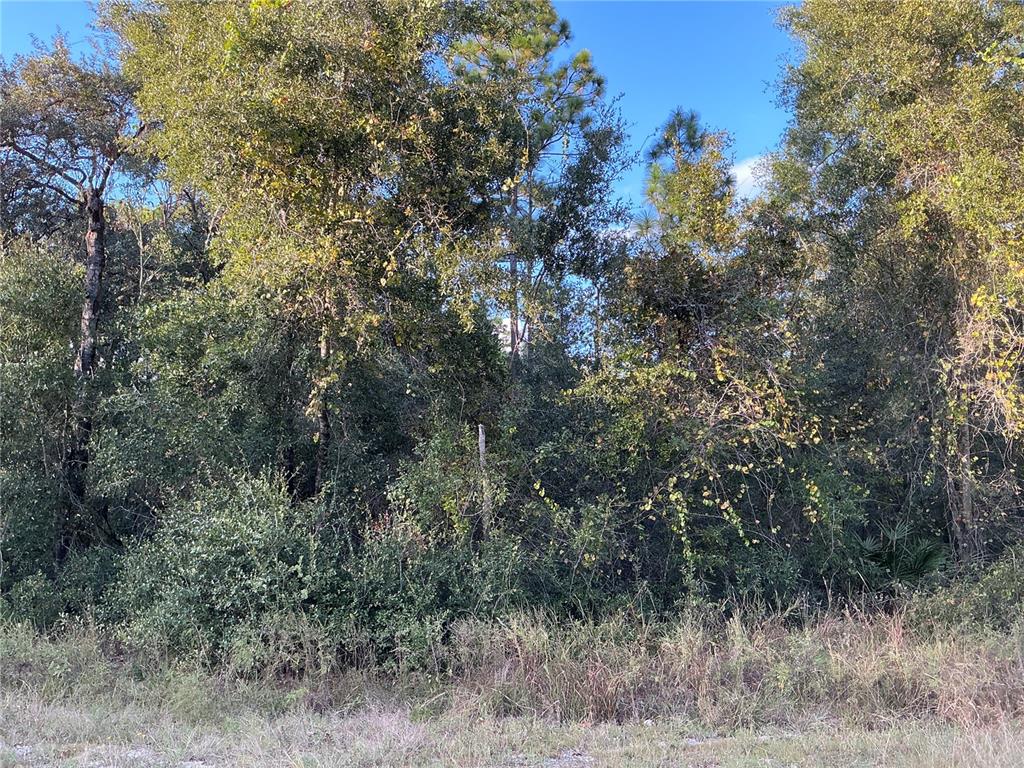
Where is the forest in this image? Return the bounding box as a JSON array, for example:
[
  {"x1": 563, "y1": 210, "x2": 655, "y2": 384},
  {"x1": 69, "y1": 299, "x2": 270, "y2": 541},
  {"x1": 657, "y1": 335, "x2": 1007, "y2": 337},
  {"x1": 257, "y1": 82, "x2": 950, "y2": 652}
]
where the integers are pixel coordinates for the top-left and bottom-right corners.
[{"x1": 2, "y1": 1, "x2": 1024, "y2": 764}]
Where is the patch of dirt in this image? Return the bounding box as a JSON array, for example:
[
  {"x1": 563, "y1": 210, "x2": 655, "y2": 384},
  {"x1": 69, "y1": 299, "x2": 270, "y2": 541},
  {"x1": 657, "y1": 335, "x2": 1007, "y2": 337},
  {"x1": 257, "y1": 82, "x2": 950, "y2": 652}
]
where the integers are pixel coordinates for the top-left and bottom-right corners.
[{"x1": 542, "y1": 749, "x2": 594, "y2": 767}]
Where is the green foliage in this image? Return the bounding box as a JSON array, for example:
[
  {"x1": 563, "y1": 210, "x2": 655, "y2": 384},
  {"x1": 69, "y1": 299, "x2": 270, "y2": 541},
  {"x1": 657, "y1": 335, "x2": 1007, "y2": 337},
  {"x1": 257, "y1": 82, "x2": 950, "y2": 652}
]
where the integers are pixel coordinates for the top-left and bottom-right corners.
[
  {"x1": 340, "y1": 527, "x2": 528, "y2": 672},
  {"x1": 912, "y1": 545, "x2": 1024, "y2": 631},
  {"x1": 111, "y1": 473, "x2": 333, "y2": 654},
  {"x1": 854, "y1": 521, "x2": 949, "y2": 591},
  {"x1": 110, "y1": 471, "x2": 528, "y2": 666},
  {"x1": 4, "y1": 574, "x2": 63, "y2": 629},
  {"x1": 4, "y1": 0, "x2": 1024, "y2": 677},
  {"x1": 780, "y1": 0, "x2": 1024, "y2": 561},
  {"x1": 0, "y1": 239, "x2": 80, "y2": 584}
]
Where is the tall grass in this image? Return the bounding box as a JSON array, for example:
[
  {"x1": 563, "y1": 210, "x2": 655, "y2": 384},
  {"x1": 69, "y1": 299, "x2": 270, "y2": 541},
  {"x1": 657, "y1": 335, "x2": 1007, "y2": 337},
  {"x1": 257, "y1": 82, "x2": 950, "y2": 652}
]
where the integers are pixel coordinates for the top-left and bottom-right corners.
[
  {"x1": 3, "y1": 607, "x2": 1023, "y2": 729},
  {"x1": 447, "y1": 608, "x2": 1024, "y2": 727}
]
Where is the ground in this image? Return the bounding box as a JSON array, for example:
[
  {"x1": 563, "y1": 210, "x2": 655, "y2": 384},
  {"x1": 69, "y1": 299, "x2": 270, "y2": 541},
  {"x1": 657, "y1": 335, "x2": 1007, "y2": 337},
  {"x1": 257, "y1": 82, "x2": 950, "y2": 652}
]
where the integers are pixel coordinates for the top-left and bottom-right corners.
[{"x1": 2, "y1": 688, "x2": 1023, "y2": 768}]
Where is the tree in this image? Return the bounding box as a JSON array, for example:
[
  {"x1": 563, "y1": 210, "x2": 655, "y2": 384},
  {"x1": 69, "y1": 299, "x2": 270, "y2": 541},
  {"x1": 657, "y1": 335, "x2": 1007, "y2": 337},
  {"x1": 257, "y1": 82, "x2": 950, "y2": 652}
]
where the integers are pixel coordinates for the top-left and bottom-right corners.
[
  {"x1": 115, "y1": 0, "x2": 520, "y2": 500},
  {"x1": 780, "y1": 0, "x2": 1024, "y2": 560},
  {"x1": 450, "y1": 0, "x2": 622, "y2": 372},
  {"x1": 528, "y1": 111, "x2": 815, "y2": 601},
  {"x1": 1, "y1": 37, "x2": 144, "y2": 563}
]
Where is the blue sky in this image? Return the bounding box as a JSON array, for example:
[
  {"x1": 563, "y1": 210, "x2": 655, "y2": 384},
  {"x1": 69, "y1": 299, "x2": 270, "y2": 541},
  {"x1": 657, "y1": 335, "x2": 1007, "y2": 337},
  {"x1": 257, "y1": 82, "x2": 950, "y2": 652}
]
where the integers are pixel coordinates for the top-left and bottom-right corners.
[
  {"x1": 554, "y1": 1, "x2": 794, "y2": 202},
  {"x1": 0, "y1": 0, "x2": 795, "y2": 205}
]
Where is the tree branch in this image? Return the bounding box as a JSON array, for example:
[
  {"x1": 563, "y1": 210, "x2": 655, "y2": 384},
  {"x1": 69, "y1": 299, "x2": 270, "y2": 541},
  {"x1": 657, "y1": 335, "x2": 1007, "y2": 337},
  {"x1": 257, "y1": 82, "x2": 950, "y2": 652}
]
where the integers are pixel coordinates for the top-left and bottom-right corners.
[{"x1": 1, "y1": 140, "x2": 86, "y2": 193}]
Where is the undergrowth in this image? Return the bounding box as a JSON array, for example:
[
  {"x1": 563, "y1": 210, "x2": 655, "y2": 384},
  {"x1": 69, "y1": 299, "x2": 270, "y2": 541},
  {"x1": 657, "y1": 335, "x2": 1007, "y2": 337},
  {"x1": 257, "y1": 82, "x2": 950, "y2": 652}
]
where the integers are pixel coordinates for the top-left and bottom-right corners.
[{"x1": 3, "y1": 605, "x2": 1022, "y2": 730}]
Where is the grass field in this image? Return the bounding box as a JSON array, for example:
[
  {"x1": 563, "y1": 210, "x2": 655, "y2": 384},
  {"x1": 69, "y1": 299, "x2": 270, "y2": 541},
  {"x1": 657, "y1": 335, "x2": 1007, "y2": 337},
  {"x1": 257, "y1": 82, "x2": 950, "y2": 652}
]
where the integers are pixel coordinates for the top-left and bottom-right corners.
[
  {"x1": 4, "y1": 692, "x2": 1024, "y2": 767},
  {"x1": 2, "y1": 613, "x2": 1023, "y2": 767}
]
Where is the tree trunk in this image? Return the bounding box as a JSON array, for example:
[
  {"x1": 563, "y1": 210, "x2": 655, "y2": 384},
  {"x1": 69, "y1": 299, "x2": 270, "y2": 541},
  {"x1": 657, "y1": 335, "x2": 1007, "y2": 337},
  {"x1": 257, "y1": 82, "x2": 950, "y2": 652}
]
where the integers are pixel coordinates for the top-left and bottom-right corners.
[
  {"x1": 313, "y1": 331, "x2": 332, "y2": 494},
  {"x1": 280, "y1": 326, "x2": 300, "y2": 499},
  {"x1": 521, "y1": 172, "x2": 535, "y2": 371},
  {"x1": 75, "y1": 189, "x2": 106, "y2": 378},
  {"x1": 56, "y1": 188, "x2": 106, "y2": 566},
  {"x1": 509, "y1": 186, "x2": 521, "y2": 374},
  {"x1": 478, "y1": 423, "x2": 491, "y2": 538},
  {"x1": 956, "y1": 417, "x2": 978, "y2": 561}
]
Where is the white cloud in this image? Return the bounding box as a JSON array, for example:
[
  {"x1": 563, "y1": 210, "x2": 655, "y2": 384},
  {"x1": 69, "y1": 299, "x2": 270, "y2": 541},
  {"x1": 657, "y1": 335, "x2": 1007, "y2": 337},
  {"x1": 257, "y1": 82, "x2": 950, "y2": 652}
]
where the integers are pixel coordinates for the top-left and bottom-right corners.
[{"x1": 731, "y1": 155, "x2": 767, "y2": 200}]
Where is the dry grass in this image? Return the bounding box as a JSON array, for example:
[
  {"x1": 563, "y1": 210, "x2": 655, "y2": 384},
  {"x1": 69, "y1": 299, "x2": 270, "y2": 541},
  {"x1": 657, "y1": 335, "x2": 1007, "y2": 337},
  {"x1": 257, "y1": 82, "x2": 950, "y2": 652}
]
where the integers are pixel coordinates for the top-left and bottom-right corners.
[
  {"x1": 3, "y1": 693, "x2": 1024, "y2": 767},
  {"x1": 449, "y1": 609, "x2": 1024, "y2": 727},
  {"x1": 2, "y1": 611, "x2": 1024, "y2": 766}
]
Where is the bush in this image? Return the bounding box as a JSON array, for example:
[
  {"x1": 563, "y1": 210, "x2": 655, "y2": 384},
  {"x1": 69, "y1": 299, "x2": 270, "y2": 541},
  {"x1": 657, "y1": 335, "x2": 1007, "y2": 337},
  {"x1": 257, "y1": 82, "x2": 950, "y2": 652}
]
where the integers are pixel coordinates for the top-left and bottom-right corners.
[
  {"x1": 336, "y1": 527, "x2": 528, "y2": 672},
  {"x1": 59, "y1": 546, "x2": 121, "y2": 616},
  {"x1": 1, "y1": 547, "x2": 121, "y2": 630},
  {"x1": 110, "y1": 473, "x2": 338, "y2": 656},
  {"x1": 911, "y1": 545, "x2": 1024, "y2": 630},
  {"x1": 108, "y1": 471, "x2": 532, "y2": 670},
  {"x1": 4, "y1": 573, "x2": 63, "y2": 629}
]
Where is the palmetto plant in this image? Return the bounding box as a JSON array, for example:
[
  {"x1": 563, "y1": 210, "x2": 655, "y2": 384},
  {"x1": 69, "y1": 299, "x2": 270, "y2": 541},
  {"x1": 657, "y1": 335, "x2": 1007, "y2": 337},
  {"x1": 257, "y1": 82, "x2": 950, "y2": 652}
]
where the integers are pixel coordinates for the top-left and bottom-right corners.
[{"x1": 856, "y1": 520, "x2": 948, "y2": 589}]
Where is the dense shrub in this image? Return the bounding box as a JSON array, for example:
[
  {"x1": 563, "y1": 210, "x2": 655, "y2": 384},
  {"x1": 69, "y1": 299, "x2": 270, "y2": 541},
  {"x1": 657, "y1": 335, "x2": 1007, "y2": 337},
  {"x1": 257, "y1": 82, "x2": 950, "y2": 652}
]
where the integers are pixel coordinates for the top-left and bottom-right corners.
[
  {"x1": 1, "y1": 548, "x2": 120, "y2": 630},
  {"x1": 912, "y1": 545, "x2": 1024, "y2": 630},
  {"x1": 339, "y1": 528, "x2": 532, "y2": 672},
  {"x1": 109, "y1": 473, "x2": 337, "y2": 655},
  {"x1": 4, "y1": 573, "x2": 63, "y2": 630},
  {"x1": 107, "y1": 472, "x2": 534, "y2": 667}
]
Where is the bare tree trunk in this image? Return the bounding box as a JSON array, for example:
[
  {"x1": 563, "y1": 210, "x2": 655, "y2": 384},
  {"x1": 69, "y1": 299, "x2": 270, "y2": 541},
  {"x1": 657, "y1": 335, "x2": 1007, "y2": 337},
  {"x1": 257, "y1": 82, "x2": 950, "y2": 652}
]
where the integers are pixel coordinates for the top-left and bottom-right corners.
[
  {"x1": 280, "y1": 326, "x2": 300, "y2": 499},
  {"x1": 521, "y1": 172, "x2": 535, "y2": 371},
  {"x1": 313, "y1": 330, "x2": 332, "y2": 494},
  {"x1": 522, "y1": 257, "x2": 533, "y2": 369},
  {"x1": 509, "y1": 250, "x2": 520, "y2": 368},
  {"x1": 478, "y1": 423, "x2": 492, "y2": 538},
  {"x1": 957, "y1": 417, "x2": 978, "y2": 560},
  {"x1": 509, "y1": 186, "x2": 521, "y2": 374},
  {"x1": 75, "y1": 190, "x2": 106, "y2": 378},
  {"x1": 57, "y1": 188, "x2": 107, "y2": 565}
]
